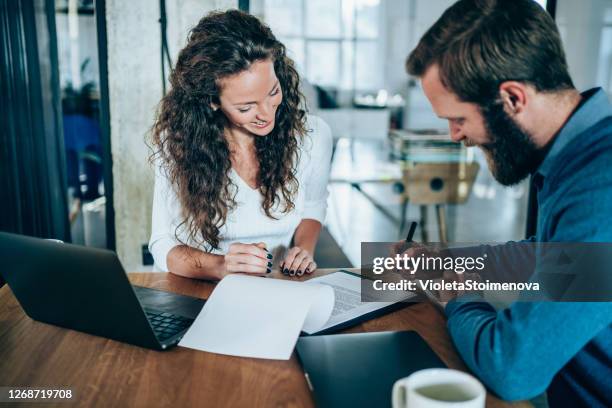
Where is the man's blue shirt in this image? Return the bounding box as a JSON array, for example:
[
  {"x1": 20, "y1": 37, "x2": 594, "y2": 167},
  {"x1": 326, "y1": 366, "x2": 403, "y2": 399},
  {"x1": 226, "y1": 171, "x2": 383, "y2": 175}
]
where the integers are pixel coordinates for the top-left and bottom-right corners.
[{"x1": 445, "y1": 88, "x2": 612, "y2": 406}]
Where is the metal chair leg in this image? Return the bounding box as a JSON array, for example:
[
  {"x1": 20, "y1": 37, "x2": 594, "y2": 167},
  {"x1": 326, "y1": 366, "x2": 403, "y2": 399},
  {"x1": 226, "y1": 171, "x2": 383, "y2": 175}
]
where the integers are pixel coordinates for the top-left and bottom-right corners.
[
  {"x1": 436, "y1": 204, "x2": 448, "y2": 243},
  {"x1": 419, "y1": 205, "x2": 429, "y2": 243},
  {"x1": 399, "y1": 197, "x2": 409, "y2": 238}
]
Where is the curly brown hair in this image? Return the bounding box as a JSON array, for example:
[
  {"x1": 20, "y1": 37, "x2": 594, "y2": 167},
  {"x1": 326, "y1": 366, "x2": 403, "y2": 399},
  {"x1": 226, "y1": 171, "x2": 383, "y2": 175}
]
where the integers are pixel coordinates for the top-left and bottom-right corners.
[{"x1": 151, "y1": 10, "x2": 307, "y2": 250}]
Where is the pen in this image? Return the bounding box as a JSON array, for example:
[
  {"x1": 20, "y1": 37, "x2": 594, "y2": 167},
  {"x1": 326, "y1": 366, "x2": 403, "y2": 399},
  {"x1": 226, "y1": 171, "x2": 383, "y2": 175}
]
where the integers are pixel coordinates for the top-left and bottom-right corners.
[{"x1": 405, "y1": 221, "x2": 418, "y2": 243}]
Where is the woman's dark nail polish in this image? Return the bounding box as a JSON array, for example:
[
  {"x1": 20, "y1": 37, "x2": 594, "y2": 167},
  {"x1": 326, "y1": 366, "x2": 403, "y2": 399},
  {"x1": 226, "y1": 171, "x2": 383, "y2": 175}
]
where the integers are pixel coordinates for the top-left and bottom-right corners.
[
  {"x1": 266, "y1": 267, "x2": 271, "y2": 274},
  {"x1": 305, "y1": 268, "x2": 310, "y2": 274},
  {"x1": 297, "y1": 270, "x2": 302, "y2": 276},
  {"x1": 267, "y1": 261, "x2": 272, "y2": 268},
  {"x1": 283, "y1": 268, "x2": 289, "y2": 275},
  {"x1": 267, "y1": 253, "x2": 273, "y2": 259},
  {"x1": 290, "y1": 270, "x2": 295, "y2": 276}
]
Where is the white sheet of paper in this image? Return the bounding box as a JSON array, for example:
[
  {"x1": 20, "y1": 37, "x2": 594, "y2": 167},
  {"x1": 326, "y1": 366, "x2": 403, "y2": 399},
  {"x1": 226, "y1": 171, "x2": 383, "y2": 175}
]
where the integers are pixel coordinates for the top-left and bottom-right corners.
[
  {"x1": 304, "y1": 271, "x2": 416, "y2": 334},
  {"x1": 178, "y1": 274, "x2": 334, "y2": 360}
]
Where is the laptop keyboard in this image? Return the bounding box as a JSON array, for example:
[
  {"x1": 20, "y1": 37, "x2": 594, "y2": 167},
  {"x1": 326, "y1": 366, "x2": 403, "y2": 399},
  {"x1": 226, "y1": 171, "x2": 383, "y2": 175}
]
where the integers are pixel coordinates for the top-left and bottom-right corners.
[{"x1": 145, "y1": 310, "x2": 193, "y2": 342}]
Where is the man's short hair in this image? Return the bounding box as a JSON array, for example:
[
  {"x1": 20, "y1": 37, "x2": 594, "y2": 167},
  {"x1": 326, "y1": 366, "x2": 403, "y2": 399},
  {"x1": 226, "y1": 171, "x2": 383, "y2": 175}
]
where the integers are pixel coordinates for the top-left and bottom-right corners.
[{"x1": 406, "y1": 0, "x2": 574, "y2": 105}]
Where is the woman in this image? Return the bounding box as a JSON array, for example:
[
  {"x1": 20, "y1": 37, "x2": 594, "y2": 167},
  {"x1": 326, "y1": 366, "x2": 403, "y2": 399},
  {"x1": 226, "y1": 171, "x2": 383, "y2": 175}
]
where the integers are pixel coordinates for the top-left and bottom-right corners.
[{"x1": 149, "y1": 10, "x2": 332, "y2": 280}]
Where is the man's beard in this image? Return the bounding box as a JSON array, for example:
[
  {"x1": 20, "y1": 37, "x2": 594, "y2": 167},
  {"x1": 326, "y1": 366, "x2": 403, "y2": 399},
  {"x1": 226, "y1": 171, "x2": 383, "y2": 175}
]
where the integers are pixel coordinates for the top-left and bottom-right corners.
[{"x1": 479, "y1": 102, "x2": 546, "y2": 186}]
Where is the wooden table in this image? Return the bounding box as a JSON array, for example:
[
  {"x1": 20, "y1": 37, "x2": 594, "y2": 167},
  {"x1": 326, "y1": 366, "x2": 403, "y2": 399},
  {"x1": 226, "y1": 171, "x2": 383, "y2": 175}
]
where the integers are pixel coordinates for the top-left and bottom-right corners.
[{"x1": 0, "y1": 270, "x2": 531, "y2": 407}]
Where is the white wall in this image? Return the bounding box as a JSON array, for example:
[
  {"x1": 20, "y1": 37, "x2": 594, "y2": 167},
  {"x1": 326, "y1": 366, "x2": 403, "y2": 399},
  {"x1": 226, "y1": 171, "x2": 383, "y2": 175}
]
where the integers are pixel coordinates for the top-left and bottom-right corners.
[
  {"x1": 556, "y1": 0, "x2": 612, "y2": 93},
  {"x1": 106, "y1": 0, "x2": 236, "y2": 271},
  {"x1": 56, "y1": 13, "x2": 100, "y2": 90},
  {"x1": 392, "y1": 0, "x2": 454, "y2": 129}
]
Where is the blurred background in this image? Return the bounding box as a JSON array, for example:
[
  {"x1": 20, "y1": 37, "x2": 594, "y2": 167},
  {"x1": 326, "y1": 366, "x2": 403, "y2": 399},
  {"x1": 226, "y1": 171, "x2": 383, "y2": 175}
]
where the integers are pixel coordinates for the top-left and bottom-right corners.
[{"x1": 2, "y1": 0, "x2": 611, "y2": 272}]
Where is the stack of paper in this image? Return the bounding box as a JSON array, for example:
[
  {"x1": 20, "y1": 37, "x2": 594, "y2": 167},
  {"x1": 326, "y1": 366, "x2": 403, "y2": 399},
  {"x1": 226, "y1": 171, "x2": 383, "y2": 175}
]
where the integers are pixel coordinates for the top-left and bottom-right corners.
[
  {"x1": 179, "y1": 274, "x2": 335, "y2": 360},
  {"x1": 179, "y1": 271, "x2": 416, "y2": 360}
]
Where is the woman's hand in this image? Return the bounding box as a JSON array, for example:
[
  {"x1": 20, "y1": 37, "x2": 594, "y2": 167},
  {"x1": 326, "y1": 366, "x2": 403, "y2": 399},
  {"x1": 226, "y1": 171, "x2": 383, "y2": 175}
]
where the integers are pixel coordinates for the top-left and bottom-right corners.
[
  {"x1": 281, "y1": 247, "x2": 316, "y2": 277},
  {"x1": 221, "y1": 242, "x2": 273, "y2": 278}
]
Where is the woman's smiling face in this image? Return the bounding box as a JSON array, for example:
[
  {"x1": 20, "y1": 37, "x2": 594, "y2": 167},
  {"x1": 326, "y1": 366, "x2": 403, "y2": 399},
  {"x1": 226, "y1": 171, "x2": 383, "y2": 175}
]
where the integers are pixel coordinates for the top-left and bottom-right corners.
[{"x1": 216, "y1": 58, "x2": 283, "y2": 136}]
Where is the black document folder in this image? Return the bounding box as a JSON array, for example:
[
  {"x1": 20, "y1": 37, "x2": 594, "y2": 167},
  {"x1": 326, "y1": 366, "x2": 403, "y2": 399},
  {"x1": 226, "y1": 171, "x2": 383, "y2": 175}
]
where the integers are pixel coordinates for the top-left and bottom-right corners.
[{"x1": 296, "y1": 330, "x2": 446, "y2": 408}]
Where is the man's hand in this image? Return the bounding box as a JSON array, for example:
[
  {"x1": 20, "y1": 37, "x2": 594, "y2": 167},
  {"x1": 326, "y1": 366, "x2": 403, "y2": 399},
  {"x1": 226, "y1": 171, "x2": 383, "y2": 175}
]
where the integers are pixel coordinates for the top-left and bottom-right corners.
[
  {"x1": 389, "y1": 242, "x2": 463, "y2": 308},
  {"x1": 391, "y1": 241, "x2": 445, "y2": 280}
]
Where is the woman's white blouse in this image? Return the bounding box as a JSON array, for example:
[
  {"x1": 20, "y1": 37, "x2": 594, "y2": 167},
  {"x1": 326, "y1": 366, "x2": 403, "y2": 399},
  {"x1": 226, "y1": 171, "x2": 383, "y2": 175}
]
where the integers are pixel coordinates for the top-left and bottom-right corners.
[{"x1": 149, "y1": 115, "x2": 333, "y2": 271}]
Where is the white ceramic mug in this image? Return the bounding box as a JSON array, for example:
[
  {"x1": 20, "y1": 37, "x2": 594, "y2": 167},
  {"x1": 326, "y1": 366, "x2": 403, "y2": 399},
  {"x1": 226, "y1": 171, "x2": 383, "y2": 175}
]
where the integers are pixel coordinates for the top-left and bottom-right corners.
[
  {"x1": 45, "y1": 239, "x2": 64, "y2": 244},
  {"x1": 392, "y1": 368, "x2": 486, "y2": 408}
]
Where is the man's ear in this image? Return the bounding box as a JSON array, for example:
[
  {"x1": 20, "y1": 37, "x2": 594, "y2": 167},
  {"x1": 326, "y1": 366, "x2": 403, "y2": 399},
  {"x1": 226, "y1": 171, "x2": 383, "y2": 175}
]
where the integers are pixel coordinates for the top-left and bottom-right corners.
[{"x1": 498, "y1": 81, "x2": 528, "y2": 116}]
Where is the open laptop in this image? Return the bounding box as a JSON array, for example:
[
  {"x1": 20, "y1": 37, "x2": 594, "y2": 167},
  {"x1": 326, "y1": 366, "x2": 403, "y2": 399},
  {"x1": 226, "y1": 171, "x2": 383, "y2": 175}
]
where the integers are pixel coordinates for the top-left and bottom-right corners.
[{"x1": 0, "y1": 232, "x2": 205, "y2": 350}]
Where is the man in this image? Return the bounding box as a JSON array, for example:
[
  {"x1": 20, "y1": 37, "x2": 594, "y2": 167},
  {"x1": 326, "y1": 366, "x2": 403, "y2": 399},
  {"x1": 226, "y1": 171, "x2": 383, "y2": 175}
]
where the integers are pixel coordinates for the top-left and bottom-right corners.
[{"x1": 405, "y1": 0, "x2": 612, "y2": 406}]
